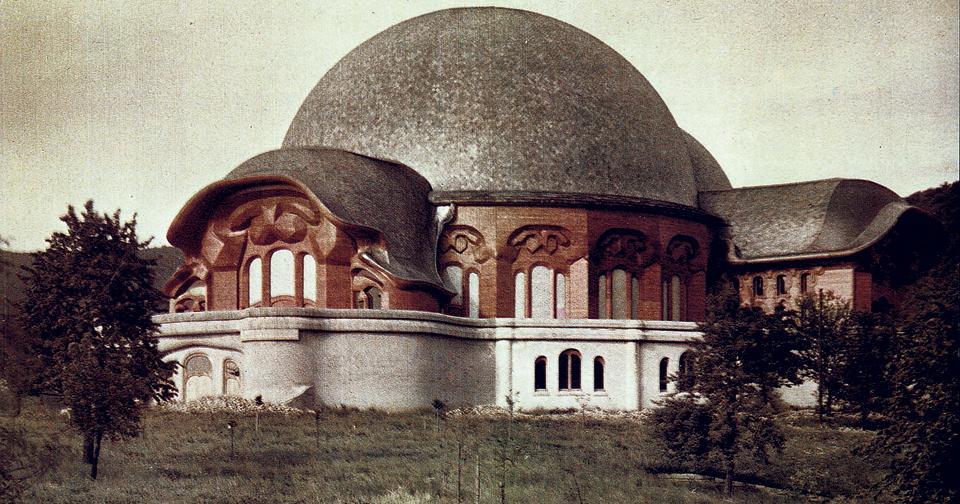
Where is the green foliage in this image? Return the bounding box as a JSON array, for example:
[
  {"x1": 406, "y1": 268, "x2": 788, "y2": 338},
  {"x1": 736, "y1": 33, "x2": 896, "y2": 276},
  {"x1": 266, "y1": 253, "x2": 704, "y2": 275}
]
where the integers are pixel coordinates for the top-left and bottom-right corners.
[
  {"x1": 653, "y1": 285, "x2": 801, "y2": 494},
  {"x1": 18, "y1": 201, "x2": 176, "y2": 478},
  {"x1": 872, "y1": 262, "x2": 959, "y2": 503},
  {"x1": 0, "y1": 424, "x2": 56, "y2": 501},
  {"x1": 833, "y1": 311, "x2": 895, "y2": 426},
  {"x1": 793, "y1": 291, "x2": 854, "y2": 419}
]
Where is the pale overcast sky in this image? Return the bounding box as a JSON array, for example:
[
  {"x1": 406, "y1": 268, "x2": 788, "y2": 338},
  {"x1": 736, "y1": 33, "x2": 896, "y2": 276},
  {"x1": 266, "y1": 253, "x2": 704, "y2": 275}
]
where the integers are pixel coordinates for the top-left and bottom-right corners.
[{"x1": 1, "y1": 0, "x2": 957, "y2": 251}]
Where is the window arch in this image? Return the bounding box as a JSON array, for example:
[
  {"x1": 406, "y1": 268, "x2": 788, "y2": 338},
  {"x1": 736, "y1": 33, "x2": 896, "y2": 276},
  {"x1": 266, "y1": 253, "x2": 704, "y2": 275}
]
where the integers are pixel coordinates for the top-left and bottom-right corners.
[
  {"x1": 776, "y1": 275, "x2": 787, "y2": 295},
  {"x1": 303, "y1": 254, "x2": 317, "y2": 303},
  {"x1": 559, "y1": 349, "x2": 582, "y2": 391},
  {"x1": 752, "y1": 276, "x2": 764, "y2": 297},
  {"x1": 534, "y1": 356, "x2": 547, "y2": 391},
  {"x1": 593, "y1": 356, "x2": 605, "y2": 391},
  {"x1": 247, "y1": 257, "x2": 263, "y2": 307},
  {"x1": 223, "y1": 359, "x2": 241, "y2": 396},
  {"x1": 442, "y1": 265, "x2": 481, "y2": 318},
  {"x1": 659, "y1": 357, "x2": 669, "y2": 393},
  {"x1": 270, "y1": 249, "x2": 295, "y2": 299},
  {"x1": 183, "y1": 353, "x2": 213, "y2": 401},
  {"x1": 364, "y1": 286, "x2": 382, "y2": 309}
]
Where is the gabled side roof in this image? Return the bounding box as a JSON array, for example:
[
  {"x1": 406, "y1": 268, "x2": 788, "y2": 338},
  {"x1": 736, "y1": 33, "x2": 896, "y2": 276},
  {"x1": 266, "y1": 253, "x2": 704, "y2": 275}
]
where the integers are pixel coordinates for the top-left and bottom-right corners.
[{"x1": 699, "y1": 178, "x2": 938, "y2": 264}]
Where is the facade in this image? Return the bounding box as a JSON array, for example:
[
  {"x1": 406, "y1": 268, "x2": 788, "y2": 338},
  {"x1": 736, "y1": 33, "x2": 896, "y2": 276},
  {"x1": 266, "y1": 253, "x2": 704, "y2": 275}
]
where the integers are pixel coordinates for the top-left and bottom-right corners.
[{"x1": 155, "y1": 8, "x2": 939, "y2": 411}]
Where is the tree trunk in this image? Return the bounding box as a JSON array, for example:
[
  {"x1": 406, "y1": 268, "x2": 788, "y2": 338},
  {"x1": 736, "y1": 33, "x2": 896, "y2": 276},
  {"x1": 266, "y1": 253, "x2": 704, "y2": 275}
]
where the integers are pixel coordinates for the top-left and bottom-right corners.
[
  {"x1": 724, "y1": 458, "x2": 735, "y2": 495},
  {"x1": 816, "y1": 377, "x2": 824, "y2": 423},
  {"x1": 90, "y1": 431, "x2": 103, "y2": 480},
  {"x1": 83, "y1": 432, "x2": 95, "y2": 465}
]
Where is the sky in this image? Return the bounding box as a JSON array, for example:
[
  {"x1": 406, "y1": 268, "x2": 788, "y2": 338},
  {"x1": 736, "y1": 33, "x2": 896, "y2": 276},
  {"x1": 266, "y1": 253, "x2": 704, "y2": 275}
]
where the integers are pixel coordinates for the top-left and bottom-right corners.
[{"x1": 1, "y1": 0, "x2": 957, "y2": 252}]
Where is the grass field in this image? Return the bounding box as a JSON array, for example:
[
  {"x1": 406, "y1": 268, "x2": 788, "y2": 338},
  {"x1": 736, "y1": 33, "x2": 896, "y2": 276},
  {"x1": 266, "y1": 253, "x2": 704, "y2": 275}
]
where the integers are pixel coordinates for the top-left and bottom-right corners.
[{"x1": 4, "y1": 399, "x2": 885, "y2": 503}]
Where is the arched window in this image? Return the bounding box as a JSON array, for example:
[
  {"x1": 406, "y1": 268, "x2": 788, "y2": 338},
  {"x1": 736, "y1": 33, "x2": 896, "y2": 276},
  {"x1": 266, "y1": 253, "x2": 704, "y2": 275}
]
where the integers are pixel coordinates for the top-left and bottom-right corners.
[
  {"x1": 598, "y1": 274, "x2": 607, "y2": 318},
  {"x1": 593, "y1": 357, "x2": 605, "y2": 391},
  {"x1": 800, "y1": 273, "x2": 810, "y2": 294},
  {"x1": 659, "y1": 357, "x2": 669, "y2": 393},
  {"x1": 364, "y1": 286, "x2": 382, "y2": 309},
  {"x1": 530, "y1": 265, "x2": 553, "y2": 319},
  {"x1": 223, "y1": 359, "x2": 241, "y2": 396},
  {"x1": 611, "y1": 268, "x2": 628, "y2": 319},
  {"x1": 678, "y1": 352, "x2": 694, "y2": 392},
  {"x1": 443, "y1": 265, "x2": 464, "y2": 313},
  {"x1": 661, "y1": 275, "x2": 685, "y2": 321},
  {"x1": 468, "y1": 271, "x2": 480, "y2": 318},
  {"x1": 270, "y1": 249, "x2": 295, "y2": 299},
  {"x1": 534, "y1": 356, "x2": 547, "y2": 391},
  {"x1": 514, "y1": 271, "x2": 526, "y2": 318},
  {"x1": 631, "y1": 276, "x2": 640, "y2": 319},
  {"x1": 776, "y1": 275, "x2": 787, "y2": 295},
  {"x1": 752, "y1": 276, "x2": 764, "y2": 297},
  {"x1": 248, "y1": 257, "x2": 263, "y2": 306},
  {"x1": 555, "y1": 273, "x2": 566, "y2": 319},
  {"x1": 303, "y1": 254, "x2": 317, "y2": 303},
  {"x1": 559, "y1": 349, "x2": 582, "y2": 391},
  {"x1": 183, "y1": 353, "x2": 213, "y2": 401}
]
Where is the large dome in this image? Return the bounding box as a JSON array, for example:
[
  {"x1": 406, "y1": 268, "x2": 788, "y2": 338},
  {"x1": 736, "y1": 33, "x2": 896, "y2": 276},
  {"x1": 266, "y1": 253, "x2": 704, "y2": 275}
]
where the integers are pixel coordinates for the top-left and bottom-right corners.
[{"x1": 284, "y1": 7, "x2": 704, "y2": 207}]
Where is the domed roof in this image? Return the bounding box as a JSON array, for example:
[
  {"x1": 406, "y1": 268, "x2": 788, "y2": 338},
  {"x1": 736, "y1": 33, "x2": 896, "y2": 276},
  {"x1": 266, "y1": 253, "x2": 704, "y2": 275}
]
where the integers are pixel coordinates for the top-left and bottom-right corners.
[
  {"x1": 682, "y1": 130, "x2": 732, "y2": 193},
  {"x1": 283, "y1": 7, "x2": 702, "y2": 207}
]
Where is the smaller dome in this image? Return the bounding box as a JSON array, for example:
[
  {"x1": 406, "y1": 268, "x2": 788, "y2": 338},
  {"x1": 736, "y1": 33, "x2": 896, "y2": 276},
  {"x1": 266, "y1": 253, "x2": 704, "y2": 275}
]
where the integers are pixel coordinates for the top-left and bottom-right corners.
[{"x1": 681, "y1": 130, "x2": 732, "y2": 193}]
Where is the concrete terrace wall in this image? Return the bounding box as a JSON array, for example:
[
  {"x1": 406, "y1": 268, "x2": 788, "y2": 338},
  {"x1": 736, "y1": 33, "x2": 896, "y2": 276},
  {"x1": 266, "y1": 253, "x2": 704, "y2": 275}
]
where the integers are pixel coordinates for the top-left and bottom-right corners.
[{"x1": 154, "y1": 308, "x2": 700, "y2": 411}]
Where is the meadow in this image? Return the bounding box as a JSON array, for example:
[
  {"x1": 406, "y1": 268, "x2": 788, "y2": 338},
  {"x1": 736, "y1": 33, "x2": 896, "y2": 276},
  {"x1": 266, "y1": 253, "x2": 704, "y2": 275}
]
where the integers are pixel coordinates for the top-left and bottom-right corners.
[{"x1": 5, "y1": 399, "x2": 884, "y2": 503}]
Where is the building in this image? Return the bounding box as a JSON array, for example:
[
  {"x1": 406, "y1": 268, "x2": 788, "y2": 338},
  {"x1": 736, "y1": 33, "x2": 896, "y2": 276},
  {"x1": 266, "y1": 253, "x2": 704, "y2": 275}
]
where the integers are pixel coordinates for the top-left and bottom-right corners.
[{"x1": 154, "y1": 8, "x2": 940, "y2": 411}]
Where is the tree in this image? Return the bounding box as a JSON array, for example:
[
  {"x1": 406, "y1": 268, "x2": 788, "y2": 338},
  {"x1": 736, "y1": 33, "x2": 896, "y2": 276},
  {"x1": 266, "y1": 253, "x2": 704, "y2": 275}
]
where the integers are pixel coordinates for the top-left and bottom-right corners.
[
  {"x1": 794, "y1": 290, "x2": 853, "y2": 422},
  {"x1": 833, "y1": 311, "x2": 895, "y2": 428},
  {"x1": 19, "y1": 201, "x2": 176, "y2": 479},
  {"x1": 871, "y1": 262, "x2": 959, "y2": 503},
  {"x1": 652, "y1": 286, "x2": 803, "y2": 494}
]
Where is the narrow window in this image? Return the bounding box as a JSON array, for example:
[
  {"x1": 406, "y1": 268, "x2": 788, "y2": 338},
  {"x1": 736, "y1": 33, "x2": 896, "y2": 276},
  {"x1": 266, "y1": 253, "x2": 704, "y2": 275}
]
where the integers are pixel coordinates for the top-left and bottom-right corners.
[
  {"x1": 776, "y1": 275, "x2": 787, "y2": 295},
  {"x1": 659, "y1": 357, "x2": 669, "y2": 393},
  {"x1": 534, "y1": 356, "x2": 547, "y2": 391},
  {"x1": 611, "y1": 268, "x2": 628, "y2": 319},
  {"x1": 678, "y1": 351, "x2": 693, "y2": 392},
  {"x1": 223, "y1": 359, "x2": 241, "y2": 396},
  {"x1": 443, "y1": 265, "x2": 464, "y2": 308},
  {"x1": 598, "y1": 274, "x2": 607, "y2": 319},
  {"x1": 559, "y1": 349, "x2": 582, "y2": 391},
  {"x1": 364, "y1": 286, "x2": 382, "y2": 309},
  {"x1": 303, "y1": 255, "x2": 317, "y2": 303},
  {"x1": 593, "y1": 357, "x2": 605, "y2": 391},
  {"x1": 631, "y1": 276, "x2": 640, "y2": 319},
  {"x1": 661, "y1": 280, "x2": 669, "y2": 320},
  {"x1": 800, "y1": 273, "x2": 810, "y2": 294},
  {"x1": 353, "y1": 291, "x2": 365, "y2": 309},
  {"x1": 270, "y1": 249, "x2": 295, "y2": 298},
  {"x1": 468, "y1": 271, "x2": 480, "y2": 318},
  {"x1": 671, "y1": 275, "x2": 683, "y2": 321},
  {"x1": 555, "y1": 273, "x2": 566, "y2": 319},
  {"x1": 530, "y1": 265, "x2": 553, "y2": 319},
  {"x1": 752, "y1": 276, "x2": 764, "y2": 296},
  {"x1": 514, "y1": 271, "x2": 526, "y2": 318},
  {"x1": 248, "y1": 257, "x2": 262, "y2": 306}
]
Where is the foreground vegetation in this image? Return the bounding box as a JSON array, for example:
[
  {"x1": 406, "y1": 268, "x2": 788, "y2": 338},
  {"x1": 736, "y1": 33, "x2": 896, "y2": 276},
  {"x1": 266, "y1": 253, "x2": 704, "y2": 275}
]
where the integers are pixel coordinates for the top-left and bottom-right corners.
[{"x1": 3, "y1": 399, "x2": 886, "y2": 503}]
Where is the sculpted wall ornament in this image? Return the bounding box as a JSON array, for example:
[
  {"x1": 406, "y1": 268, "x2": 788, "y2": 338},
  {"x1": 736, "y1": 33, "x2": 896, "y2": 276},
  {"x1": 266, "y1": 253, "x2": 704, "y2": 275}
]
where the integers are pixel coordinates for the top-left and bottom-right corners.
[
  {"x1": 591, "y1": 228, "x2": 658, "y2": 271},
  {"x1": 664, "y1": 235, "x2": 703, "y2": 272},
  {"x1": 439, "y1": 225, "x2": 493, "y2": 263},
  {"x1": 507, "y1": 225, "x2": 571, "y2": 256}
]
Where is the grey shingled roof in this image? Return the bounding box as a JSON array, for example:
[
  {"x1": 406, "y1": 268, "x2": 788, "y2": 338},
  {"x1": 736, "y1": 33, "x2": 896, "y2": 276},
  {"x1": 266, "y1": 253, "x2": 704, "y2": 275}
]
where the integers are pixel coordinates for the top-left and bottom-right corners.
[
  {"x1": 682, "y1": 130, "x2": 732, "y2": 192},
  {"x1": 168, "y1": 148, "x2": 444, "y2": 289},
  {"x1": 699, "y1": 178, "x2": 922, "y2": 262},
  {"x1": 283, "y1": 7, "x2": 700, "y2": 207}
]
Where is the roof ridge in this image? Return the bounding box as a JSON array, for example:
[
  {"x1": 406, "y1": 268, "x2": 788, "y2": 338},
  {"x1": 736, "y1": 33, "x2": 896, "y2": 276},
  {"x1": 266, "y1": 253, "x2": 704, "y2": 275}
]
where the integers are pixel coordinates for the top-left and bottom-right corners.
[{"x1": 699, "y1": 177, "x2": 843, "y2": 194}]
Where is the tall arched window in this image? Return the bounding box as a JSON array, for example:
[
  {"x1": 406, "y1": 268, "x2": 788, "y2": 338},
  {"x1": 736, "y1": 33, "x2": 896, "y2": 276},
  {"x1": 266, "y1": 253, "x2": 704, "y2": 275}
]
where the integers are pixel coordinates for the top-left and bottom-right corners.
[
  {"x1": 530, "y1": 265, "x2": 553, "y2": 319},
  {"x1": 443, "y1": 265, "x2": 464, "y2": 312},
  {"x1": 270, "y1": 249, "x2": 295, "y2": 299},
  {"x1": 659, "y1": 357, "x2": 669, "y2": 393},
  {"x1": 631, "y1": 277, "x2": 640, "y2": 319},
  {"x1": 555, "y1": 272, "x2": 566, "y2": 319},
  {"x1": 611, "y1": 268, "x2": 628, "y2": 319},
  {"x1": 183, "y1": 353, "x2": 213, "y2": 401},
  {"x1": 303, "y1": 254, "x2": 317, "y2": 303},
  {"x1": 776, "y1": 275, "x2": 787, "y2": 295},
  {"x1": 800, "y1": 273, "x2": 810, "y2": 294},
  {"x1": 752, "y1": 276, "x2": 764, "y2": 297},
  {"x1": 598, "y1": 274, "x2": 607, "y2": 318},
  {"x1": 248, "y1": 257, "x2": 263, "y2": 306},
  {"x1": 661, "y1": 275, "x2": 685, "y2": 321},
  {"x1": 559, "y1": 349, "x2": 582, "y2": 391},
  {"x1": 514, "y1": 271, "x2": 526, "y2": 318},
  {"x1": 534, "y1": 356, "x2": 547, "y2": 391},
  {"x1": 468, "y1": 271, "x2": 480, "y2": 318},
  {"x1": 593, "y1": 357, "x2": 605, "y2": 391}
]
